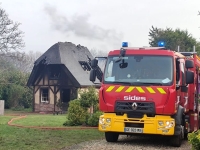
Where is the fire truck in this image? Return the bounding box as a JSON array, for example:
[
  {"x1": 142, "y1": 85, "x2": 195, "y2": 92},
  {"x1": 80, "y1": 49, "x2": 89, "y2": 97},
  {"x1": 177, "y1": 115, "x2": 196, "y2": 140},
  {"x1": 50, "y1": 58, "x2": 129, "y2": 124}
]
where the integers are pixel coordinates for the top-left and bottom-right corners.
[{"x1": 89, "y1": 42, "x2": 200, "y2": 147}]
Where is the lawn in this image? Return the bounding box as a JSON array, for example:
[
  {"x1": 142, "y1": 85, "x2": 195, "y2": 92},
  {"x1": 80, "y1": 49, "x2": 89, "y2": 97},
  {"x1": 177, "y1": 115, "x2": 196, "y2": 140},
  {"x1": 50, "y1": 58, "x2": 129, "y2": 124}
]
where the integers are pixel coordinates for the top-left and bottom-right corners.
[
  {"x1": 0, "y1": 110, "x2": 104, "y2": 150},
  {"x1": 12, "y1": 114, "x2": 67, "y2": 127}
]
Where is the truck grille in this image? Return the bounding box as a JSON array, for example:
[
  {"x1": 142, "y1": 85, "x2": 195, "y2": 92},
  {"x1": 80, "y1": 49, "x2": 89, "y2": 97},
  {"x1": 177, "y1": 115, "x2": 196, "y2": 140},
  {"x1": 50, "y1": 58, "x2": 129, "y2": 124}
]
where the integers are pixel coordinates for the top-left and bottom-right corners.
[{"x1": 115, "y1": 101, "x2": 155, "y2": 115}]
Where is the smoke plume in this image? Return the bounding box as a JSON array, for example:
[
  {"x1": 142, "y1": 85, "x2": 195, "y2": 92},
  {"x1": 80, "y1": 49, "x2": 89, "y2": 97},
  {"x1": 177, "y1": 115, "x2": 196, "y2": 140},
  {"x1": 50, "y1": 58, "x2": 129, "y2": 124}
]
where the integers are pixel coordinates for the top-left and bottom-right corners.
[{"x1": 44, "y1": 5, "x2": 123, "y2": 45}]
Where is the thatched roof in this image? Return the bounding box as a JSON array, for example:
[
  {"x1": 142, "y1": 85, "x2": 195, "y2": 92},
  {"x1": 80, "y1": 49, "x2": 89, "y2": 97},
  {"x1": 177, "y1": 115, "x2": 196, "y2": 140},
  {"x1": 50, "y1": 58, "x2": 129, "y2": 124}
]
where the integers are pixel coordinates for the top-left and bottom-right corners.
[{"x1": 27, "y1": 42, "x2": 96, "y2": 87}]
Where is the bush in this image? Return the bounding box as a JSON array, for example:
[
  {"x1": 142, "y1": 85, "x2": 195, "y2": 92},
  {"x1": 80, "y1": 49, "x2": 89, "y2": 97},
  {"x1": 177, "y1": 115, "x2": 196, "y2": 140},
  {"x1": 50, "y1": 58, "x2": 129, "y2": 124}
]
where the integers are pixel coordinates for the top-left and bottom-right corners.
[
  {"x1": 11, "y1": 106, "x2": 24, "y2": 111},
  {"x1": 67, "y1": 99, "x2": 88, "y2": 126},
  {"x1": 188, "y1": 130, "x2": 200, "y2": 150},
  {"x1": 93, "y1": 103, "x2": 100, "y2": 112},
  {"x1": 87, "y1": 111, "x2": 103, "y2": 127},
  {"x1": 79, "y1": 86, "x2": 98, "y2": 109}
]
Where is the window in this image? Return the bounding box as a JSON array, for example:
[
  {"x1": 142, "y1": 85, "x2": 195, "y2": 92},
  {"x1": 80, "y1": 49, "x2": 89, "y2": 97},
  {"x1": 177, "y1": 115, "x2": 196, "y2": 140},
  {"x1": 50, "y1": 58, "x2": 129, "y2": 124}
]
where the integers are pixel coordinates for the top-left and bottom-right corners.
[
  {"x1": 48, "y1": 65, "x2": 61, "y2": 79},
  {"x1": 176, "y1": 59, "x2": 180, "y2": 85},
  {"x1": 41, "y1": 88, "x2": 49, "y2": 103},
  {"x1": 180, "y1": 62, "x2": 185, "y2": 85},
  {"x1": 79, "y1": 61, "x2": 91, "y2": 71}
]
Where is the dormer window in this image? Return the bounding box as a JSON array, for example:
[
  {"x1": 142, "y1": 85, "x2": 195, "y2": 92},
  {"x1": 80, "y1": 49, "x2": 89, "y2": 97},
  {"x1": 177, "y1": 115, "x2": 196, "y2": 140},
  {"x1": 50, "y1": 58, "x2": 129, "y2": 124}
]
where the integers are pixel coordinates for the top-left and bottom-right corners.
[
  {"x1": 50, "y1": 71, "x2": 60, "y2": 79},
  {"x1": 48, "y1": 65, "x2": 61, "y2": 79}
]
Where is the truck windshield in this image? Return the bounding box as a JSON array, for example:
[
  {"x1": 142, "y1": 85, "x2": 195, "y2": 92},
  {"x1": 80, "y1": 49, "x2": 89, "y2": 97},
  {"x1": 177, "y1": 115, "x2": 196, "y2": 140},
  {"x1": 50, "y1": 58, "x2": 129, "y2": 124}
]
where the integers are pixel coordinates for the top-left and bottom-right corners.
[{"x1": 103, "y1": 55, "x2": 173, "y2": 85}]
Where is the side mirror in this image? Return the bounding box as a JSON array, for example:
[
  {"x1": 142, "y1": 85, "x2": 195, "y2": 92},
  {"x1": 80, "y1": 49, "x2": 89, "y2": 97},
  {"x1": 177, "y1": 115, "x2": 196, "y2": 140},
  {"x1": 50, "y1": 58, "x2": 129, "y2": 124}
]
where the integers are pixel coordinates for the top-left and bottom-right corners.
[
  {"x1": 90, "y1": 69, "x2": 96, "y2": 82},
  {"x1": 186, "y1": 70, "x2": 194, "y2": 84},
  {"x1": 185, "y1": 60, "x2": 194, "y2": 69},
  {"x1": 91, "y1": 59, "x2": 98, "y2": 68},
  {"x1": 119, "y1": 62, "x2": 128, "y2": 68}
]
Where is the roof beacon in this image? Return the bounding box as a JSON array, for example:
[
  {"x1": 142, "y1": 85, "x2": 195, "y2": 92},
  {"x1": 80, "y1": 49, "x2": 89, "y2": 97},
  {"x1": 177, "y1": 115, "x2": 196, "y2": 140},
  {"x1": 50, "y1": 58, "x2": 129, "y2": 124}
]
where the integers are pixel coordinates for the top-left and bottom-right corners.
[
  {"x1": 122, "y1": 42, "x2": 128, "y2": 47},
  {"x1": 158, "y1": 41, "x2": 165, "y2": 47}
]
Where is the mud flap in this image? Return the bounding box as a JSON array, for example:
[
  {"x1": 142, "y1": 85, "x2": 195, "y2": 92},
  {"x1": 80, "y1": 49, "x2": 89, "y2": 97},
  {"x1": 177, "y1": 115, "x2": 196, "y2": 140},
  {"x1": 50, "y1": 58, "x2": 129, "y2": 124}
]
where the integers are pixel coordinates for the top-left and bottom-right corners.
[
  {"x1": 174, "y1": 125, "x2": 181, "y2": 135},
  {"x1": 173, "y1": 105, "x2": 184, "y2": 125}
]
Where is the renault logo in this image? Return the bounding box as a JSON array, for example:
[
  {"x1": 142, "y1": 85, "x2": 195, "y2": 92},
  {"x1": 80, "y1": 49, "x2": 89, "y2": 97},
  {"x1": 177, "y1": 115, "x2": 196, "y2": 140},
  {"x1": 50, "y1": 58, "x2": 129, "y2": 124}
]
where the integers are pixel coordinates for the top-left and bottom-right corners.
[{"x1": 132, "y1": 102, "x2": 137, "y2": 110}]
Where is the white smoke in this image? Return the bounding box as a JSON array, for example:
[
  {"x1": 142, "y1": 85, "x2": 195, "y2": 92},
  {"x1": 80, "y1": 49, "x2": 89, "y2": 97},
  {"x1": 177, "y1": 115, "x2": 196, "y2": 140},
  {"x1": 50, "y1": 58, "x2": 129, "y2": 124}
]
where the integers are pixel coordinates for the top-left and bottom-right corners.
[{"x1": 44, "y1": 5, "x2": 123, "y2": 45}]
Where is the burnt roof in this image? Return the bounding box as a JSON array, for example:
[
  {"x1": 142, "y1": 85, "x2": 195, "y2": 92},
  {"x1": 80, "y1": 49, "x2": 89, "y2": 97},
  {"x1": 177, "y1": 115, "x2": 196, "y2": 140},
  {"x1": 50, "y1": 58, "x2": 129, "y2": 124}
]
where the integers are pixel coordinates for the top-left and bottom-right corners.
[{"x1": 27, "y1": 42, "x2": 96, "y2": 87}]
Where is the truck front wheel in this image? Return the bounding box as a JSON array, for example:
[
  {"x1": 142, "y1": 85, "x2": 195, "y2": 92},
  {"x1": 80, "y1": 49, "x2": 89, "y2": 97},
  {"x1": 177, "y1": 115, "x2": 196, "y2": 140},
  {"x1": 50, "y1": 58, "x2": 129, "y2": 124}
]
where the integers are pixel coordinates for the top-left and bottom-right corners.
[
  {"x1": 170, "y1": 134, "x2": 181, "y2": 147},
  {"x1": 170, "y1": 125, "x2": 183, "y2": 147},
  {"x1": 105, "y1": 132, "x2": 119, "y2": 142}
]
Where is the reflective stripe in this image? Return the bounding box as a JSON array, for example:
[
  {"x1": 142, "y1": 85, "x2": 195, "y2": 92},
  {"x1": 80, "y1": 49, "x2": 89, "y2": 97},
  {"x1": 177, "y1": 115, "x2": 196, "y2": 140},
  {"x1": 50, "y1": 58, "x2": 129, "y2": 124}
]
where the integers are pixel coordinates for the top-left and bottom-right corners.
[
  {"x1": 136, "y1": 87, "x2": 145, "y2": 93},
  {"x1": 105, "y1": 86, "x2": 166, "y2": 94},
  {"x1": 125, "y1": 87, "x2": 135, "y2": 92},
  {"x1": 106, "y1": 86, "x2": 115, "y2": 92},
  {"x1": 146, "y1": 87, "x2": 156, "y2": 93},
  {"x1": 116, "y1": 86, "x2": 125, "y2": 92},
  {"x1": 157, "y1": 88, "x2": 166, "y2": 94}
]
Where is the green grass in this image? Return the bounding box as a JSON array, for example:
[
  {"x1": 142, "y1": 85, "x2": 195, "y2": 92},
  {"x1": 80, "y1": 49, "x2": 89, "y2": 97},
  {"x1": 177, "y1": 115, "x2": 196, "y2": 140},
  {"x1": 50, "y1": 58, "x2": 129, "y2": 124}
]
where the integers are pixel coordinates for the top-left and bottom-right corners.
[
  {"x1": 0, "y1": 110, "x2": 104, "y2": 150},
  {"x1": 4, "y1": 108, "x2": 32, "y2": 114},
  {"x1": 12, "y1": 115, "x2": 67, "y2": 127}
]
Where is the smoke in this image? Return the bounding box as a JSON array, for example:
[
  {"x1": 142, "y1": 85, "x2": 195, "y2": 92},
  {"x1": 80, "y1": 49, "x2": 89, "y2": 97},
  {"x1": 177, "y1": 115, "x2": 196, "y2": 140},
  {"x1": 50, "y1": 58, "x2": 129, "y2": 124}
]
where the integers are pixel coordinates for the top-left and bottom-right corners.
[{"x1": 44, "y1": 5, "x2": 123, "y2": 45}]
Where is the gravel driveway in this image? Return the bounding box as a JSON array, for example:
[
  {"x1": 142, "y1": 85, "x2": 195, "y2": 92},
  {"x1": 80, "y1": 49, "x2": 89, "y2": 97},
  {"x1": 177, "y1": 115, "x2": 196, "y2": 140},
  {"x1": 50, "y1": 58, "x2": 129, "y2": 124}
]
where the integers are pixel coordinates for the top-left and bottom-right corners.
[{"x1": 65, "y1": 135, "x2": 192, "y2": 150}]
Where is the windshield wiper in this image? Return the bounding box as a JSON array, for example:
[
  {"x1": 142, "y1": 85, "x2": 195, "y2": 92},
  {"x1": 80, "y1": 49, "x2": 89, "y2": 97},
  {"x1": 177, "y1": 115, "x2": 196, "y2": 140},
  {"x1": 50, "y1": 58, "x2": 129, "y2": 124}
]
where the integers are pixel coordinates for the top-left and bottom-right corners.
[
  {"x1": 112, "y1": 82, "x2": 163, "y2": 86},
  {"x1": 131, "y1": 82, "x2": 163, "y2": 86},
  {"x1": 112, "y1": 82, "x2": 132, "y2": 85}
]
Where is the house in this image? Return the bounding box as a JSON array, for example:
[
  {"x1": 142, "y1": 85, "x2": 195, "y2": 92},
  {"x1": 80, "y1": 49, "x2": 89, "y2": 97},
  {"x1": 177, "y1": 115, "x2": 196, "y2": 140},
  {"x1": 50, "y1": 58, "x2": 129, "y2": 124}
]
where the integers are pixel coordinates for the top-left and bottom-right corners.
[{"x1": 27, "y1": 42, "x2": 99, "y2": 113}]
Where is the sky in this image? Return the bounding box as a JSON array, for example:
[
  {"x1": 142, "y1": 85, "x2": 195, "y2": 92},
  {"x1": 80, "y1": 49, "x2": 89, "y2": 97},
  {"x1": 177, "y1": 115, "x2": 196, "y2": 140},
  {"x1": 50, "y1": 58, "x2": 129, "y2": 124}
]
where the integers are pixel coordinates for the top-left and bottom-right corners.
[{"x1": 1, "y1": 0, "x2": 200, "y2": 54}]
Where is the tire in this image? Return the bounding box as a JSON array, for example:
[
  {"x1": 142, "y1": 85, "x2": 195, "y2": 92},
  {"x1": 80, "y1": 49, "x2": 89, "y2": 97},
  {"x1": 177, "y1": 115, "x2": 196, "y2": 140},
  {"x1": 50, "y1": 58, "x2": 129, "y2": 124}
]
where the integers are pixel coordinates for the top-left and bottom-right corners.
[
  {"x1": 105, "y1": 132, "x2": 119, "y2": 142},
  {"x1": 170, "y1": 125, "x2": 183, "y2": 147},
  {"x1": 170, "y1": 134, "x2": 181, "y2": 147},
  {"x1": 184, "y1": 132, "x2": 188, "y2": 140}
]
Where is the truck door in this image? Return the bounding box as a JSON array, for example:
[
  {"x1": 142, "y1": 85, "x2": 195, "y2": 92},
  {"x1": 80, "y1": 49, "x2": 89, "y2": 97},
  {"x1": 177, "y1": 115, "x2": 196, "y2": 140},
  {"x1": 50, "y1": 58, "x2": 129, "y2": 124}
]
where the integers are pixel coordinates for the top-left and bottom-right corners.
[
  {"x1": 176, "y1": 59, "x2": 181, "y2": 106},
  {"x1": 176, "y1": 59, "x2": 187, "y2": 108},
  {"x1": 180, "y1": 61, "x2": 188, "y2": 109}
]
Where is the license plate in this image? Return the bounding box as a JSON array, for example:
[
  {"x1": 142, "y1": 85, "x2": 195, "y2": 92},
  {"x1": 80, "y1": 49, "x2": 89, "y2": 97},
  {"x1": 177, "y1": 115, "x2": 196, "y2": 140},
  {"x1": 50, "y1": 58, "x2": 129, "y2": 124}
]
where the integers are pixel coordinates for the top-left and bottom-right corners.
[{"x1": 124, "y1": 127, "x2": 143, "y2": 133}]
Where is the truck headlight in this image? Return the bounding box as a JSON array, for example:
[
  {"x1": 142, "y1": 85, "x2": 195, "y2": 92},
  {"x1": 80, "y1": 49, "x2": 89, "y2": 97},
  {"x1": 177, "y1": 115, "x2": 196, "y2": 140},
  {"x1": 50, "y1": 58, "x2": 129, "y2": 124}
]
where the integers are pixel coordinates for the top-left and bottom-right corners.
[
  {"x1": 158, "y1": 121, "x2": 164, "y2": 126},
  {"x1": 165, "y1": 121, "x2": 174, "y2": 128},
  {"x1": 106, "y1": 118, "x2": 111, "y2": 123}
]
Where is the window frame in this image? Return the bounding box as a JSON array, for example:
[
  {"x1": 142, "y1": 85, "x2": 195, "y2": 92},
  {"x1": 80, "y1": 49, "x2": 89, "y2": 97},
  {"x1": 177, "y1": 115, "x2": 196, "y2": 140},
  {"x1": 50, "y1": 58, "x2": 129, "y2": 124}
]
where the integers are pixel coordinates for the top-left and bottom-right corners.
[{"x1": 40, "y1": 88, "x2": 49, "y2": 103}]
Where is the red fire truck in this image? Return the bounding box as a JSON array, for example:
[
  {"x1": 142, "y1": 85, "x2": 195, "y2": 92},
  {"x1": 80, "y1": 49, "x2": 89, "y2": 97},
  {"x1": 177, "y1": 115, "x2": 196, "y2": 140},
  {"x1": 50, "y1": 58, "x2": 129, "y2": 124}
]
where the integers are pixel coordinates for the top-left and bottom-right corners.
[{"x1": 90, "y1": 42, "x2": 200, "y2": 147}]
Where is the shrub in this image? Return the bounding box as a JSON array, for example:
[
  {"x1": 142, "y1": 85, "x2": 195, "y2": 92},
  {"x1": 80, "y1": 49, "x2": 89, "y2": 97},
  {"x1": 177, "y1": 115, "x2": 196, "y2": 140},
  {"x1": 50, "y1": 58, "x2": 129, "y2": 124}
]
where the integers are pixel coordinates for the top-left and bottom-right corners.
[
  {"x1": 93, "y1": 103, "x2": 100, "y2": 112},
  {"x1": 87, "y1": 111, "x2": 103, "y2": 127},
  {"x1": 188, "y1": 130, "x2": 200, "y2": 150},
  {"x1": 67, "y1": 99, "x2": 88, "y2": 126},
  {"x1": 79, "y1": 86, "x2": 98, "y2": 109},
  {"x1": 11, "y1": 106, "x2": 24, "y2": 111}
]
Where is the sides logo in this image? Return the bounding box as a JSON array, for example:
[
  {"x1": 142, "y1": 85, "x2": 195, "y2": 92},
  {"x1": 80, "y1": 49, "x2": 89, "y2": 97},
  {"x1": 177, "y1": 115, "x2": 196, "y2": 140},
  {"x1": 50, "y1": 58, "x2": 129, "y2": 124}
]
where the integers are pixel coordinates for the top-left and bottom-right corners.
[{"x1": 124, "y1": 95, "x2": 146, "y2": 101}]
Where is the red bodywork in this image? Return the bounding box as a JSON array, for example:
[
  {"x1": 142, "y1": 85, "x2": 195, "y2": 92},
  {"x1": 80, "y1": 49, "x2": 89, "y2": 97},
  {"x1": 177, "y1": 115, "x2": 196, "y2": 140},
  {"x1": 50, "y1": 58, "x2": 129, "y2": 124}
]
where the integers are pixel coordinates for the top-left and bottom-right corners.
[
  {"x1": 99, "y1": 48, "x2": 200, "y2": 130},
  {"x1": 99, "y1": 84, "x2": 176, "y2": 115},
  {"x1": 186, "y1": 54, "x2": 200, "y2": 131}
]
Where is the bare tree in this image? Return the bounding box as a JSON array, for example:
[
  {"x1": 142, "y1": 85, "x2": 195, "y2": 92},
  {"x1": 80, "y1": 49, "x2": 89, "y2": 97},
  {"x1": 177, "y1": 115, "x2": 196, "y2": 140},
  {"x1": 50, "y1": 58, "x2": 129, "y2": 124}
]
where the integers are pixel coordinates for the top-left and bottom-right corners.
[
  {"x1": 1, "y1": 51, "x2": 42, "y2": 73},
  {"x1": 0, "y1": 5, "x2": 25, "y2": 55}
]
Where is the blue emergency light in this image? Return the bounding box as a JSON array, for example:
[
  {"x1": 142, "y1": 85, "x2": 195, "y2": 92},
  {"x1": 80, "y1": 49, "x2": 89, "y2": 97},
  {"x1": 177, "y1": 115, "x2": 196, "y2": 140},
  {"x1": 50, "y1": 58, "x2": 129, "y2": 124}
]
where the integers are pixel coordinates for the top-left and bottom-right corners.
[
  {"x1": 158, "y1": 41, "x2": 165, "y2": 47},
  {"x1": 122, "y1": 42, "x2": 128, "y2": 47}
]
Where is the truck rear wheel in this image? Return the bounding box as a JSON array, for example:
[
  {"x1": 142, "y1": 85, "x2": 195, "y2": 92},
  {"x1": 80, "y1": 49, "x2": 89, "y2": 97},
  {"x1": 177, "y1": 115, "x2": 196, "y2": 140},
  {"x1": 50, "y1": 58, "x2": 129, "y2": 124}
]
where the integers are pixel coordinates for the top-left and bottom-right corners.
[{"x1": 105, "y1": 132, "x2": 119, "y2": 142}]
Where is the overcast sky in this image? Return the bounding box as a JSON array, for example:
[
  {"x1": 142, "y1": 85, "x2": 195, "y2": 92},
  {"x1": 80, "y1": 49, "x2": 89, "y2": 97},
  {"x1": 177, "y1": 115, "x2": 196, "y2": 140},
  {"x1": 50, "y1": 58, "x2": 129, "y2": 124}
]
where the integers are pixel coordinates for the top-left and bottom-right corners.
[{"x1": 1, "y1": 0, "x2": 200, "y2": 53}]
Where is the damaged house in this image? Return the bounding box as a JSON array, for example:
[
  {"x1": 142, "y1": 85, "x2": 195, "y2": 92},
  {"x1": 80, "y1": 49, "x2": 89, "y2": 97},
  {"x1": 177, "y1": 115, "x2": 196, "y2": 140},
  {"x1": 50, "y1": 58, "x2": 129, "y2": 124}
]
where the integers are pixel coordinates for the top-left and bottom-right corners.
[{"x1": 27, "y1": 42, "x2": 99, "y2": 113}]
